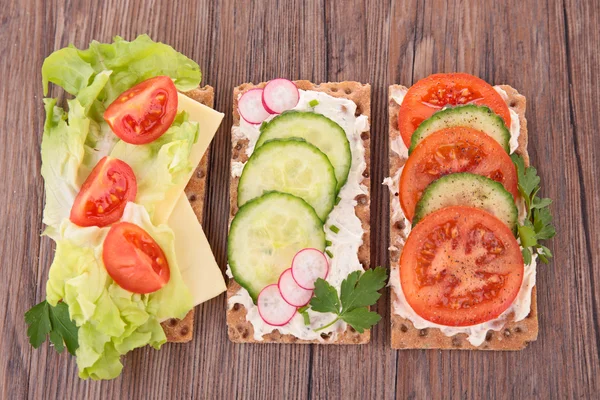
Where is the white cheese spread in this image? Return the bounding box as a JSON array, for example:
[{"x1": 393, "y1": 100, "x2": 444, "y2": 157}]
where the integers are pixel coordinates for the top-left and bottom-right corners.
[
  {"x1": 386, "y1": 89, "x2": 536, "y2": 346},
  {"x1": 228, "y1": 89, "x2": 369, "y2": 341}
]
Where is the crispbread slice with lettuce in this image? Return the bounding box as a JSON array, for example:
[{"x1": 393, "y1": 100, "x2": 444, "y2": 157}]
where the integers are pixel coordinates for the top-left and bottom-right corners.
[{"x1": 29, "y1": 35, "x2": 225, "y2": 380}]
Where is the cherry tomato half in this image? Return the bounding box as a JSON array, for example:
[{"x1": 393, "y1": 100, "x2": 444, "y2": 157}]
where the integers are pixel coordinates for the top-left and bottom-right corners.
[
  {"x1": 70, "y1": 157, "x2": 137, "y2": 227},
  {"x1": 104, "y1": 76, "x2": 178, "y2": 145},
  {"x1": 102, "y1": 222, "x2": 171, "y2": 294}
]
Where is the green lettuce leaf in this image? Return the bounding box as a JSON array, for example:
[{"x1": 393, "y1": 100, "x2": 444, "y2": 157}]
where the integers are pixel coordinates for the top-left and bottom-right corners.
[
  {"x1": 43, "y1": 35, "x2": 202, "y2": 104},
  {"x1": 40, "y1": 98, "x2": 89, "y2": 240},
  {"x1": 109, "y1": 112, "x2": 199, "y2": 220},
  {"x1": 45, "y1": 203, "x2": 192, "y2": 380}
]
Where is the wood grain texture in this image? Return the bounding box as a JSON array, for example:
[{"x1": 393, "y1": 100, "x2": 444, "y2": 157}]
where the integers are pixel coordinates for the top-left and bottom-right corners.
[{"x1": 0, "y1": 0, "x2": 598, "y2": 399}]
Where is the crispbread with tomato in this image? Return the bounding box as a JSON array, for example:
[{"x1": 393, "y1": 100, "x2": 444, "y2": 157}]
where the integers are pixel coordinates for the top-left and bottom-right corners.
[
  {"x1": 226, "y1": 80, "x2": 384, "y2": 344},
  {"x1": 387, "y1": 73, "x2": 553, "y2": 350},
  {"x1": 27, "y1": 36, "x2": 227, "y2": 380}
]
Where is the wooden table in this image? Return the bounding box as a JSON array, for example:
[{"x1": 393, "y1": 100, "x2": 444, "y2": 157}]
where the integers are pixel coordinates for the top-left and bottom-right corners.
[{"x1": 1, "y1": 0, "x2": 598, "y2": 398}]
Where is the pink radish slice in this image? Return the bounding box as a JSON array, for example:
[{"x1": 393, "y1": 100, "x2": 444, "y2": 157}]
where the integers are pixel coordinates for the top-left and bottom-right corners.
[
  {"x1": 278, "y1": 268, "x2": 314, "y2": 307},
  {"x1": 291, "y1": 248, "x2": 329, "y2": 290},
  {"x1": 238, "y1": 88, "x2": 271, "y2": 124},
  {"x1": 257, "y1": 284, "x2": 297, "y2": 326},
  {"x1": 262, "y1": 79, "x2": 300, "y2": 114}
]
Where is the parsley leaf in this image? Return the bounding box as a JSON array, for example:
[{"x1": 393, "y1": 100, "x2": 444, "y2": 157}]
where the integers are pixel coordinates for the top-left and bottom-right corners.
[
  {"x1": 311, "y1": 279, "x2": 340, "y2": 315},
  {"x1": 341, "y1": 308, "x2": 382, "y2": 333},
  {"x1": 24, "y1": 301, "x2": 51, "y2": 349},
  {"x1": 25, "y1": 301, "x2": 79, "y2": 355},
  {"x1": 309, "y1": 267, "x2": 387, "y2": 333},
  {"x1": 340, "y1": 268, "x2": 388, "y2": 311},
  {"x1": 511, "y1": 154, "x2": 556, "y2": 265}
]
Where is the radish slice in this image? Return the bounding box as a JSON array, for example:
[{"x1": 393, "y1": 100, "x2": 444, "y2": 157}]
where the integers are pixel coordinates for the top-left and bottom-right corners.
[
  {"x1": 278, "y1": 268, "x2": 313, "y2": 307},
  {"x1": 257, "y1": 284, "x2": 297, "y2": 326},
  {"x1": 291, "y1": 248, "x2": 329, "y2": 290},
  {"x1": 262, "y1": 79, "x2": 300, "y2": 114},
  {"x1": 238, "y1": 88, "x2": 271, "y2": 124}
]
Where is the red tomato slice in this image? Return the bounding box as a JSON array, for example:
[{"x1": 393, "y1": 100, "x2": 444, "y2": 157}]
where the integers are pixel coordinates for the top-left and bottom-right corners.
[
  {"x1": 102, "y1": 222, "x2": 171, "y2": 294},
  {"x1": 70, "y1": 157, "x2": 137, "y2": 227},
  {"x1": 400, "y1": 206, "x2": 524, "y2": 326},
  {"x1": 398, "y1": 73, "x2": 511, "y2": 146},
  {"x1": 104, "y1": 76, "x2": 178, "y2": 145},
  {"x1": 399, "y1": 127, "x2": 518, "y2": 222}
]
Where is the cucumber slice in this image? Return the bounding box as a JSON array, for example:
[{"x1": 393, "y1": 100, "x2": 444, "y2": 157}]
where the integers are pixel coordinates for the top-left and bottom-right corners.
[
  {"x1": 256, "y1": 111, "x2": 351, "y2": 192},
  {"x1": 238, "y1": 139, "x2": 337, "y2": 221},
  {"x1": 413, "y1": 173, "x2": 518, "y2": 231},
  {"x1": 409, "y1": 105, "x2": 511, "y2": 153},
  {"x1": 228, "y1": 192, "x2": 326, "y2": 302}
]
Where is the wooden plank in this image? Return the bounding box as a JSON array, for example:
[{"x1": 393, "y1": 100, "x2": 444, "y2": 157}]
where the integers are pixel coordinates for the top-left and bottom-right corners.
[
  {"x1": 306, "y1": 1, "x2": 398, "y2": 400},
  {"x1": 563, "y1": 0, "x2": 600, "y2": 396},
  {"x1": 0, "y1": 0, "x2": 47, "y2": 398}
]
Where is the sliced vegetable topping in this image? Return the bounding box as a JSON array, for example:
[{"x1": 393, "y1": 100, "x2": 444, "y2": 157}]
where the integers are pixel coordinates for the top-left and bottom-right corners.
[
  {"x1": 398, "y1": 73, "x2": 511, "y2": 147},
  {"x1": 307, "y1": 267, "x2": 388, "y2": 333},
  {"x1": 70, "y1": 157, "x2": 137, "y2": 227},
  {"x1": 291, "y1": 248, "x2": 329, "y2": 290},
  {"x1": 409, "y1": 104, "x2": 511, "y2": 153},
  {"x1": 238, "y1": 88, "x2": 271, "y2": 124},
  {"x1": 256, "y1": 111, "x2": 351, "y2": 192},
  {"x1": 237, "y1": 139, "x2": 337, "y2": 221},
  {"x1": 228, "y1": 192, "x2": 326, "y2": 301},
  {"x1": 399, "y1": 127, "x2": 518, "y2": 222},
  {"x1": 257, "y1": 284, "x2": 298, "y2": 326},
  {"x1": 413, "y1": 173, "x2": 518, "y2": 232},
  {"x1": 262, "y1": 78, "x2": 300, "y2": 114},
  {"x1": 400, "y1": 206, "x2": 524, "y2": 327},
  {"x1": 278, "y1": 268, "x2": 313, "y2": 307},
  {"x1": 102, "y1": 222, "x2": 171, "y2": 294},
  {"x1": 104, "y1": 76, "x2": 178, "y2": 145}
]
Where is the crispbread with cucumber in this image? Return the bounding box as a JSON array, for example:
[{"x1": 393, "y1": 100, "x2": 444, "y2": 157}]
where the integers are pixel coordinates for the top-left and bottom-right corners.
[
  {"x1": 387, "y1": 73, "x2": 555, "y2": 350},
  {"x1": 227, "y1": 80, "x2": 386, "y2": 344}
]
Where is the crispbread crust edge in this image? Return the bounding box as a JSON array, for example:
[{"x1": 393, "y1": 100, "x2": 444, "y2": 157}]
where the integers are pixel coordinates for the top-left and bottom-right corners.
[
  {"x1": 388, "y1": 84, "x2": 539, "y2": 350},
  {"x1": 227, "y1": 81, "x2": 372, "y2": 345},
  {"x1": 160, "y1": 86, "x2": 215, "y2": 343}
]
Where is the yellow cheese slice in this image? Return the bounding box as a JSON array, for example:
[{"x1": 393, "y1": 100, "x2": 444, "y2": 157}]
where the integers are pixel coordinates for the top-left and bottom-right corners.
[
  {"x1": 153, "y1": 93, "x2": 224, "y2": 225},
  {"x1": 169, "y1": 193, "x2": 226, "y2": 306},
  {"x1": 161, "y1": 94, "x2": 226, "y2": 305}
]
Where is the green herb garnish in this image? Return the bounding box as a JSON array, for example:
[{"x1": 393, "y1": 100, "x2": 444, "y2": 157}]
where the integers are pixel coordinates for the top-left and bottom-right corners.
[
  {"x1": 335, "y1": 196, "x2": 342, "y2": 206},
  {"x1": 298, "y1": 305, "x2": 311, "y2": 325},
  {"x1": 25, "y1": 301, "x2": 79, "y2": 355},
  {"x1": 511, "y1": 154, "x2": 555, "y2": 264},
  {"x1": 325, "y1": 250, "x2": 334, "y2": 259},
  {"x1": 325, "y1": 240, "x2": 332, "y2": 247},
  {"x1": 308, "y1": 99, "x2": 319, "y2": 107},
  {"x1": 329, "y1": 225, "x2": 340, "y2": 234},
  {"x1": 308, "y1": 267, "x2": 387, "y2": 333}
]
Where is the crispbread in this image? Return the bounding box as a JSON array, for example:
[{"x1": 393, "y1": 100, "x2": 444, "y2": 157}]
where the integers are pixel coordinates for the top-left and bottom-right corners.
[
  {"x1": 389, "y1": 84, "x2": 538, "y2": 350},
  {"x1": 160, "y1": 86, "x2": 214, "y2": 343},
  {"x1": 227, "y1": 81, "x2": 371, "y2": 344}
]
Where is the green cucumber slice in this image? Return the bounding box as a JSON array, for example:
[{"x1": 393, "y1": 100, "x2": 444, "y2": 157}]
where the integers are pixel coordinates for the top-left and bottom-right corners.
[
  {"x1": 409, "y1": 105, "x2": 511, "y2": 153},
  {"x1": 228, "y1": 192, "x2": 326, "y2": 302},
  {"x1": 413, "y1": 172, "x2": 518, "y2": 232},
  {"x1": 256, "y1": 111, "x2": 351, "y2": 192},
  {"x1": 238, "y1": 139, "x2": 337, "y2": 221}
]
